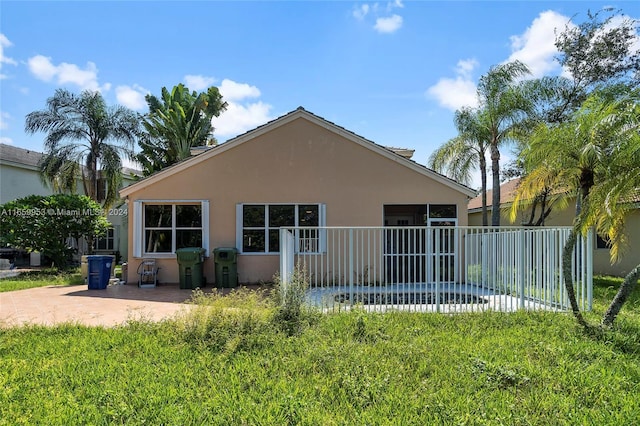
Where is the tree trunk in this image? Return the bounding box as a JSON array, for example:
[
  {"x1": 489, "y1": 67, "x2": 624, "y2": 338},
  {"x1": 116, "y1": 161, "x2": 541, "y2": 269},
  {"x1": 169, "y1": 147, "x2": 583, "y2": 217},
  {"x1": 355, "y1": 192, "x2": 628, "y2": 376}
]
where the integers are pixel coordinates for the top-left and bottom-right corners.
[
  {"x1": 480, "y1": 155, "x2": 488, "y2": 227},
  {"x1": 525, "y1": 198, "x2": 539, "y2": 226},
  {"x1": 602, "y1": 264, "x2": 640, "y2": 327},
  {"x1": 562, "y1": 230, "x2": 589, "y2": 329},
  {"x1": 490, "y1": 143, "x2": 501, "y2": 226}
]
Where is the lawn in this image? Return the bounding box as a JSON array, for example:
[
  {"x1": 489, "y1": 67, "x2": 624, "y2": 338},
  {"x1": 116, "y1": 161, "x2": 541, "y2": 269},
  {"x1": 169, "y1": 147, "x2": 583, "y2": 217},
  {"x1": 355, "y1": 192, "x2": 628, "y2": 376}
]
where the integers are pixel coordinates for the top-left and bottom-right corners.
[
  {"x1": 0, "y1": 268, "x2": 84, "y2": 292},
  {"x1": 0, "y1": 277, "x2": 639, "y2": 425}
]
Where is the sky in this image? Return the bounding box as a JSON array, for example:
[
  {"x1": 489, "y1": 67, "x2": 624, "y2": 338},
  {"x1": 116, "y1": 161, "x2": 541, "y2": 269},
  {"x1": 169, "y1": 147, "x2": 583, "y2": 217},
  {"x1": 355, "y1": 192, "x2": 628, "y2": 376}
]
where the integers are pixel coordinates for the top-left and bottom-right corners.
[{"x1": 1, "y1": 1, "x2": 639, "y2": 190}]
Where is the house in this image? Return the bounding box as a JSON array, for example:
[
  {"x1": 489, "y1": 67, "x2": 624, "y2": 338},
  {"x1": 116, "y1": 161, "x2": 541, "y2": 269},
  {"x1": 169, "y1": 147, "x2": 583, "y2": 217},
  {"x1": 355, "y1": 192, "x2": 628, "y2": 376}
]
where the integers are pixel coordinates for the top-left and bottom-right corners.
[
  {"x1": 120, "y1": 107, "x2": 477, "y2": 285},
  {"x1": 0, "y1": 143, "x2": 140, "y2": 264},
  {"x1": 468, "y1": 178, "x2": 640, "y2": 277}
]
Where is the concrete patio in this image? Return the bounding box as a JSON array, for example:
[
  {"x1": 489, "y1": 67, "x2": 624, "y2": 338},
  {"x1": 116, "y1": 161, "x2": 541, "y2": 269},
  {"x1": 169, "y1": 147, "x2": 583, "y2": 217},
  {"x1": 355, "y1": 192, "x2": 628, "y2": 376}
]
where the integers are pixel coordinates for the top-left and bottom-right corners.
[{"x1": 0, "y1": 283, "x2": 257, "y2": 328}]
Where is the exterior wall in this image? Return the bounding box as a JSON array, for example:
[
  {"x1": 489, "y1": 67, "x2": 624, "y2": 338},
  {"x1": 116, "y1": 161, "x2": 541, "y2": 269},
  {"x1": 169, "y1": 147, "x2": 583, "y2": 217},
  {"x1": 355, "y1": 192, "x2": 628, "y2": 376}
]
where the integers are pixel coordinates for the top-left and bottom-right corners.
[
  {"x1": 469, "y1": 201, "x2": 640, "y2": 277},
  {"x1": 0, "y1": 163, "x2": 54, "y2": 204},
  {"x1": 125, "y1": 117, "x2": 471, "y2": 284}
]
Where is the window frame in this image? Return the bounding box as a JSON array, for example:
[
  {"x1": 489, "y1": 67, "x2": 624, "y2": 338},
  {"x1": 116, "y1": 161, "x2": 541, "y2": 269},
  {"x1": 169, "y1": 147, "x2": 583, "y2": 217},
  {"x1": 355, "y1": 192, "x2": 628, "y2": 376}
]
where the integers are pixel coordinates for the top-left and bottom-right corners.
[
  {"x1": 95, "y1": 227, "x2": 115, "y2": 251},
  {"x1": 236, "y1": 203, "x2": 325, "y2": 255},
  {"x1": 133, "y1": 200, "x2": 209, "y2": 258}
]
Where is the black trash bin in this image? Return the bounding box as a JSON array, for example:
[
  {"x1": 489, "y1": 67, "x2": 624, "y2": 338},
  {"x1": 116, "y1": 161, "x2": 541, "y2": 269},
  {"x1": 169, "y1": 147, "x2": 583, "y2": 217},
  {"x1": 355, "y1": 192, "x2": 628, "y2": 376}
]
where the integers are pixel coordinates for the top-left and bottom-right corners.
[
  {"x1": 213, "y1": 248, "x2": 238, "y2": 288},
  {"x1": 176, "y1": 248, "x2": 206, "y2": 289}
]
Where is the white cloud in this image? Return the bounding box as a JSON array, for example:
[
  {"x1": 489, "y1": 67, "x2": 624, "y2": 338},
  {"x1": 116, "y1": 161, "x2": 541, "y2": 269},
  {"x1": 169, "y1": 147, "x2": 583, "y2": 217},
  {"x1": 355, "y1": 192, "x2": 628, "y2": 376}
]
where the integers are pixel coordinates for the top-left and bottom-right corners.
[
  {"x1": 374, "y1": 14, "x2": 403, "y2": 34},
  {"x1": 115, "y1": 84, "x2": 148, "y2": 110},
  {"x1": 456, "y1": 58, "x2": 478, "y2": 78},
  {"x1": 219, "y1": 79, "x2": 261, "y2": 102},
  {"x1": 0, "y1": 34, "x2": 17, "y2": 79},
  {"x1": 184, "y1": 74, "x2": 217, "y2": 91},
  {"x1": 27, "y1": 54, "x2": 109, "y2": 92},
  {"x1": 211, "y1": 78, "x2": 272, "y2": 138},
  {"x1": 0, "y1": 137, "x2": 14, "y2": 145},
  {"x1": 353, "y1": 4, "x2": 369, "y2": 20},
  {"x1": 426, "y1": 59, "x2": 479, "y2": 111},
  {"x1": 27, "y1": 55, "x2": 57, "y2": 81},
  {"x1": 353, "y1": 2, "x2": 404, "y2": 34},
  {"x1": 386, "y1": 0, "x2": 404, "y2": 11},
  {"x1": 506, "y1": 10, "x2": 570, "y2": 78},
  {"x1": 0, "y1": 111, "x2": 10, "y2": 130},
  {"x1": 212, "y1": 101, "x2": 272, "y2": 138}
]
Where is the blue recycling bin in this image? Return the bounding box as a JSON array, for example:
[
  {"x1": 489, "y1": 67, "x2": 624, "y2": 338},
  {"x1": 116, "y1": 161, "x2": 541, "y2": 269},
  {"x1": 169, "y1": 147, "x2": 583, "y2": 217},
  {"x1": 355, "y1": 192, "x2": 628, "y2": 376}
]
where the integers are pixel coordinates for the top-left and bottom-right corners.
[{"x1": 87, "y1": 255, "x2": 112, "y2": 290}]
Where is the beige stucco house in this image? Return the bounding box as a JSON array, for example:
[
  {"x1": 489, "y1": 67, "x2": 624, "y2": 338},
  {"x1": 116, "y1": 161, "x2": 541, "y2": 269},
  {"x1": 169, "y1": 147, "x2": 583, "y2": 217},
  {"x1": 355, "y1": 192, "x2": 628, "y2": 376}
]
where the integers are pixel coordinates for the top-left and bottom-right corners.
[
  {"x1": 121, "y1": 107, "x2": 476, "y2": 285},
  {"x1": 468, "y1": 178, "x2": 640, "y2": 277},
  {"x1": 0, "y1": 143, "x2": 139, "y2": 264}
]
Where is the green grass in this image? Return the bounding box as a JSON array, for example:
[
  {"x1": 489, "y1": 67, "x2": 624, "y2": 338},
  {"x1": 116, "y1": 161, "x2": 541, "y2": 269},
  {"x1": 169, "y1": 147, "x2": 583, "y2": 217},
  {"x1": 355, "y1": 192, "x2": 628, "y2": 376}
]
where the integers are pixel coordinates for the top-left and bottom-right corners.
[
  {"x1": 0, "y1": 268, "x2": 83, "y2": 292},
  {"x1": 0, "y1": 276, "x2": 639, "y2": 425}
]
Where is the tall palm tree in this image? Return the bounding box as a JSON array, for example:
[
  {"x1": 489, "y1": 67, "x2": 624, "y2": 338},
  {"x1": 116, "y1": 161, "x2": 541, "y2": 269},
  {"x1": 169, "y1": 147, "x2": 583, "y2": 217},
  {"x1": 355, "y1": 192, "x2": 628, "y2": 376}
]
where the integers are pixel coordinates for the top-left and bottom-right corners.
[
  {"x1": 25, "y1": 89, "x2": 140, "y2": 208},
  {"x1": 137, "y1": 84, "x2": 227, "y2": 175},
  {"x1": 513, "y1": 88, "x2": 640, "y2": 327},
  {"x1": 475, "y1": 61, "x2": 533, "y2": 226},
  {"x1": 429, "y1": 107, "x2": 489, "y2": 225}
]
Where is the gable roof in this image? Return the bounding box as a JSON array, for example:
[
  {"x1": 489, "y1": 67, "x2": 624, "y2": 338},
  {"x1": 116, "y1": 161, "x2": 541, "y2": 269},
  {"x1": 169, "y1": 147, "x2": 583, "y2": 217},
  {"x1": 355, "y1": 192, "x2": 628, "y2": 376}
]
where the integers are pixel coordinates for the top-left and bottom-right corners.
[{"x1": 121, "y1": 107, "x2": 477, "y2": 198}]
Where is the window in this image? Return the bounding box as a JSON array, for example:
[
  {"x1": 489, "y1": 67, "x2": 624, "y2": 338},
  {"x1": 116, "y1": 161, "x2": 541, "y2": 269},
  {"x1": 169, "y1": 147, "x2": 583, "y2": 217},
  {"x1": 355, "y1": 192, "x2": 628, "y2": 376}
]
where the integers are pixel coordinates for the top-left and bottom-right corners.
[
  {"x1": 428, "y1": 204, "x2": 457, "y2": 219},
  {"x1": 133, "y1": 200, "x2": 209, "y2": 257},
  {"x1": 237, "y1": 203, "x2": 324, "y2": 254},
  {"x1": 596, "y1": 234, "x2": 611, "y2": 250},
  {"x1": 96, "y1": 178, "x2": 108, "y2": 202},
  {"x1": 95, "y1": 228, "x2": 115, "y2": 251}
]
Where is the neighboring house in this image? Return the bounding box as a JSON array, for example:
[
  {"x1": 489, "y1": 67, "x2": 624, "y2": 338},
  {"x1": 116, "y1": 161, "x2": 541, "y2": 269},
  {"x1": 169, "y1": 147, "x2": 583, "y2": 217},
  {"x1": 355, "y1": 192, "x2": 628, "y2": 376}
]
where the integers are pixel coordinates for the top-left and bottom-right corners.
[
  {"x1": 0, "y1": 143, "x2": 140, "y2": 263},
  {"x1": 120, "y1": 107, "x2": 476, "y2": 285},
  {"x1": 468, "y1": 178, "x2": 640, "y2": 277}
]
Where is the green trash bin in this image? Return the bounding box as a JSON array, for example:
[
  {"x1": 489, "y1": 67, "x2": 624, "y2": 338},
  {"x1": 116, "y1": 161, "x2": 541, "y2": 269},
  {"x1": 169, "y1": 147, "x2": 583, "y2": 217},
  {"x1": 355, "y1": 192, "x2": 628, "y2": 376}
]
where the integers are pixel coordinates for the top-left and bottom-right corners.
[
  {"x1": 176, "y1": 248, "x2": 206, "y2": 289},
  {"x1": 214, "y1": 247, "x2": 238, "y2": 288}
]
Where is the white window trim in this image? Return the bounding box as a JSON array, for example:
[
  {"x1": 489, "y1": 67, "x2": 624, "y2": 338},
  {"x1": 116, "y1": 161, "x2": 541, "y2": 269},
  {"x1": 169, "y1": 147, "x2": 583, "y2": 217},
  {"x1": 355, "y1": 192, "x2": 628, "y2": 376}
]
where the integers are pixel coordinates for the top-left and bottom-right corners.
[
  {"x1": 236, "y1": 203, "x2": 326, "y2": 255},
  {"x1": 133, "y1": 200, "x2": 209, "y2": 258}
]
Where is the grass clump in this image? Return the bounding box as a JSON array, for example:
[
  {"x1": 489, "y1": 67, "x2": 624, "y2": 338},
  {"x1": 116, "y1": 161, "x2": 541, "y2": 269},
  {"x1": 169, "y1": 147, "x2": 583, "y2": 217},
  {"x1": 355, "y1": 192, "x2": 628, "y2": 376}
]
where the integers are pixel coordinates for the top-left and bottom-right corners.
[
  {"x1": 176, "y1": 287, "x2": 276, "y2": 353},
  {"x1": 272, "y1": 265, "x2": 319, "y2": 336}
]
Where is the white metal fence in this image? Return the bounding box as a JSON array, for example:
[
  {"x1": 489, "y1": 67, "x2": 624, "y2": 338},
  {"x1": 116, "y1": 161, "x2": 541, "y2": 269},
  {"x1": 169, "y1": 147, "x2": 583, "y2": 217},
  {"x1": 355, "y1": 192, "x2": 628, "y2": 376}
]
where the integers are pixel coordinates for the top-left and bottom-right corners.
[{"x1": 279, "y1": 226, "x2": 593, "y2": 313}]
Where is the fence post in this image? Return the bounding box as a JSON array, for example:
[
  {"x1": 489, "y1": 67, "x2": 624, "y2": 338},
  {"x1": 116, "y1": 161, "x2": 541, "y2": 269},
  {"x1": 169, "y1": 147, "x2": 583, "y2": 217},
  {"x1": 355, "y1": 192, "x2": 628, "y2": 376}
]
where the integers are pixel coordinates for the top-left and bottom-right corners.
[
  {"x1": 349, "y1": 228, "x2": 354, "y2": 307},
  {"x1": 519, "y1": 228, "x2": 525, "y2": 310},
  {"x1": 435, "y1": 228, "x2": 440, "y2": 313},
  {"x1": 586, "y1": 231, "x2": 593, "y2": 311},
  {"x1": 280, "y1": 228, "x2": 295, "y2": 298}
]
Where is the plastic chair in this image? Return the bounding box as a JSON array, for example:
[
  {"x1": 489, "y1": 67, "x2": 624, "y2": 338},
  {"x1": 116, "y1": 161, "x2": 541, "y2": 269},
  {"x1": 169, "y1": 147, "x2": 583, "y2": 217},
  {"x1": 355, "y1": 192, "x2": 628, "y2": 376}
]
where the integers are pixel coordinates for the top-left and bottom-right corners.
[{"x1": 137, "y1": 259, "x2": 159, "y2": 288}]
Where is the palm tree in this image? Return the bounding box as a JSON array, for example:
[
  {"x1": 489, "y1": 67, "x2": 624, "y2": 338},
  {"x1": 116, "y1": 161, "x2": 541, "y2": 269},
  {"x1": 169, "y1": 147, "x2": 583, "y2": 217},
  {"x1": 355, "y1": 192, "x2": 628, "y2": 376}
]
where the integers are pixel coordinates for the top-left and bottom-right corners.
[
  {"x1": 475, "y1": 61, "x2": 533, "y2": 226},
  {"x1": 429, "y1": 107, "x2": 489, "y2": 225},
  {"x1": 576, "y1": 92, "x2": 640, "y2": 327},
  {"x1": 25, "y1": 89, "x2": 140, "y2": 208},
  {"x1": 137, "y1": 84, "x2": 227, "y2": 175},
  {"x1": 513, "y1": 88, "x2": 640, "y2": 327}
]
